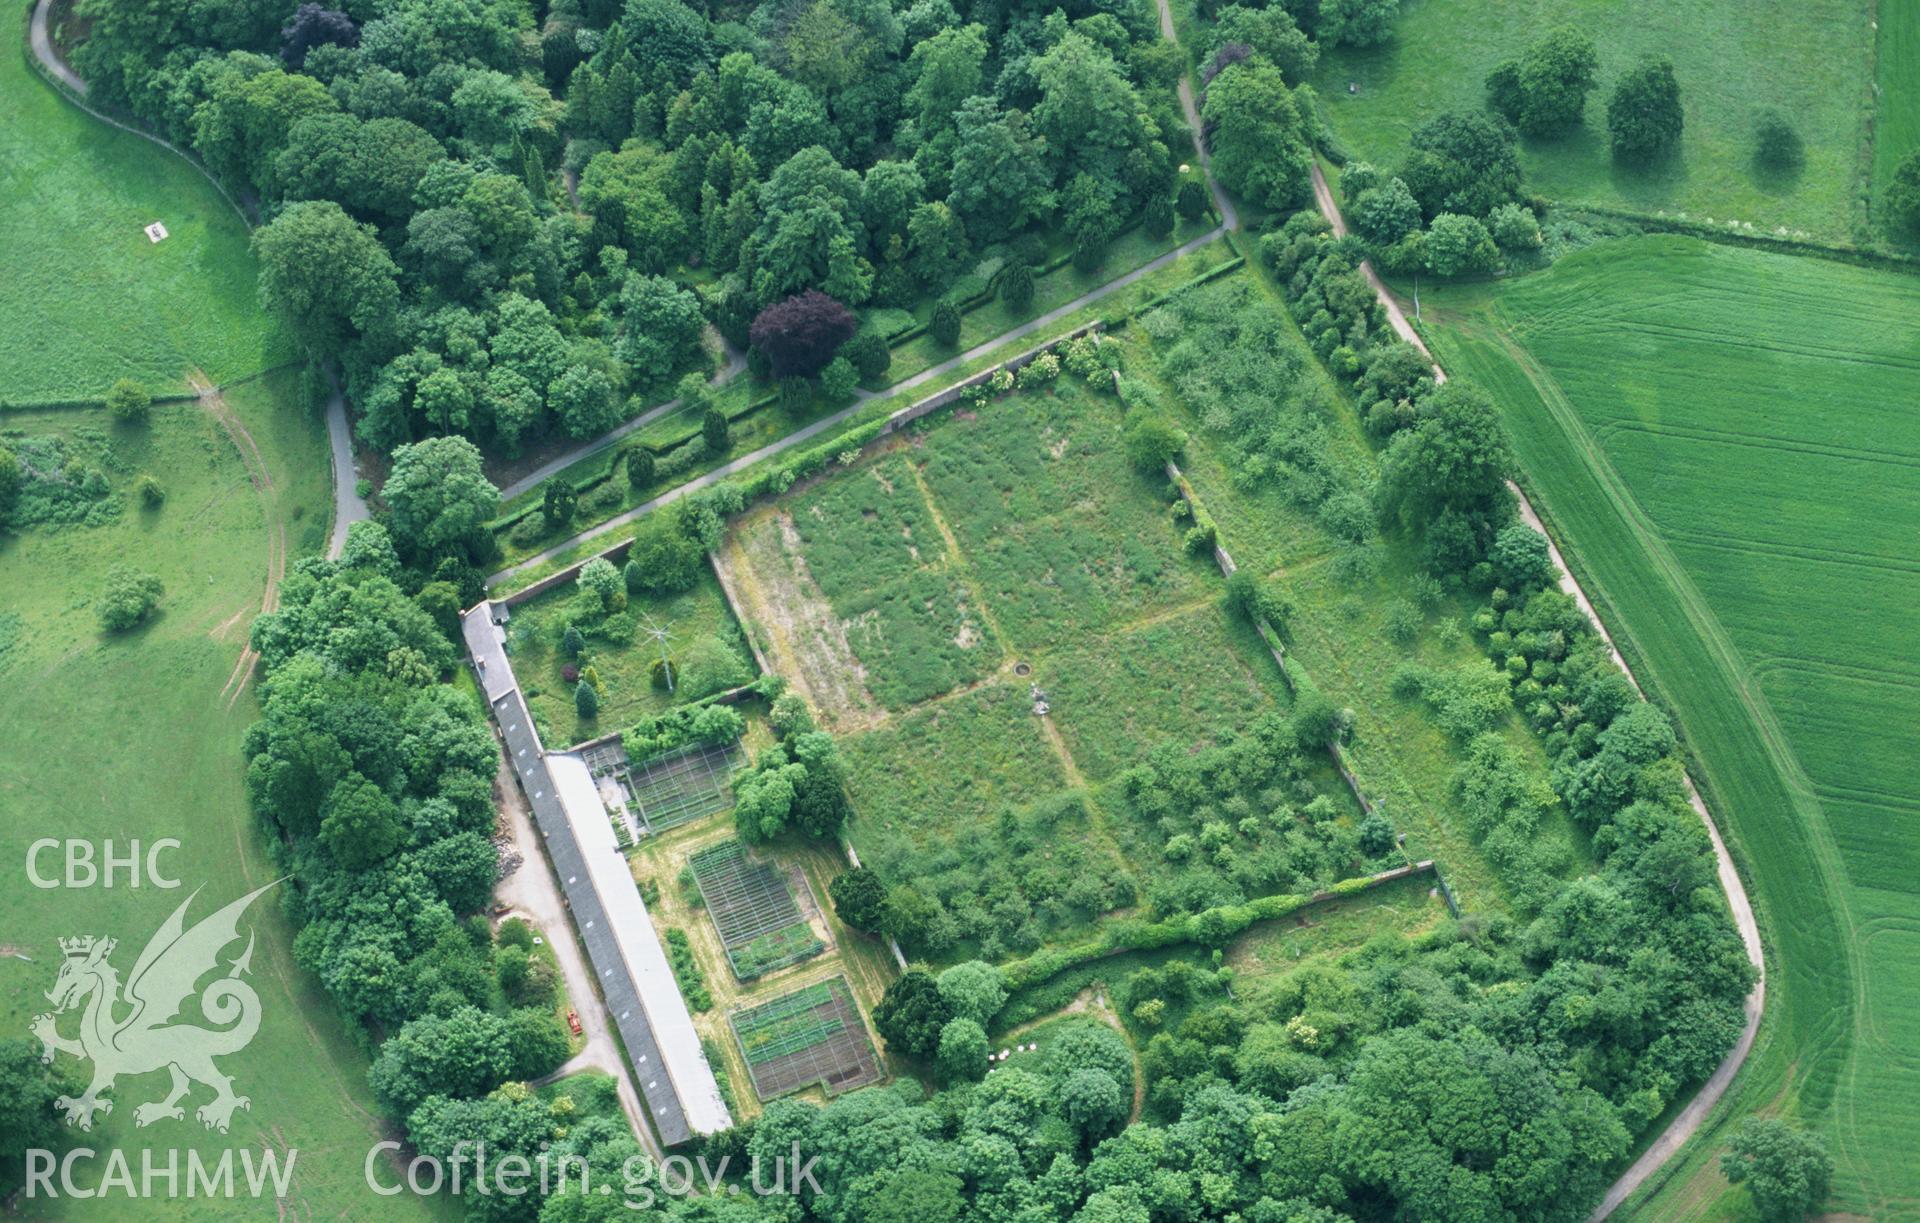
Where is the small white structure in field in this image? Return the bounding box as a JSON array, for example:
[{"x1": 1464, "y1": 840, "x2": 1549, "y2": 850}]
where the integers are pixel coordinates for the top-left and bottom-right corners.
[{"x1": 144, "y1": 221, "x2": 169, "y2": 243}]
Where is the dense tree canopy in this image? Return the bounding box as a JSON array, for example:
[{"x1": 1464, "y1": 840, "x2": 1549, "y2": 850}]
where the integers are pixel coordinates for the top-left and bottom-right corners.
[
  {"x1": 1485, "y1": 27, "x2": 1599, "y2": 137},
  {"x1": 1607, "y1": 58, "x2": 1684, "y2": 162},
  {"x1": 381, "y1": 435, "x2": 499, "y2": 563},
  {"x1": 1402, "y1": 110, "x2": 1522, "y2": 219}
]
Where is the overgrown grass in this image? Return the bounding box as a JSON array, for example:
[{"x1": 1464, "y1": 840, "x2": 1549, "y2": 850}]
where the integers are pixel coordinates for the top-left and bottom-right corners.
[
  {"x1": 915, "y1": 384, "x2": 1221, "y2": 652},
  {"x1": 2, "y1": 4, "x2": 292, "y2": 399},
  {"x1": 505, "y1": 569, "x2": 752, "y2": 748},
  {"x1": 1043, "y1": 604, "x2": 1282, "y2": 783},
  {"x1": 1108, "y1": 271, "x2": 1574, "y2": 914},
  {"x1": 1309, "y1": 0, "x2": 1873, "y2": 241},
  {"x1": 1423, "y1": 234, "x2": 1914, "y2": 1217},
  {"x1": 839, "y1": 681, "x2": 1067, "y2": 831}
]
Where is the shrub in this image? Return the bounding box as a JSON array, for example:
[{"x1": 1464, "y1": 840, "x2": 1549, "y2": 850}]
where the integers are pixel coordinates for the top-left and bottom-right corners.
[
  {"x1": 575, "y1": 681, "x2": 599, "y2": 718},
  {"x1": 541, "y1": 479, "x2": 576, "y2": 530},
  {"x1": 577, "y1": 557, "x2": 623, "y2": 609},
  {"x1": 1015, "y1": 351, "x2": 1060, "y2": 389},
  {"x1": 625, "y1": 446, "x2": 655, "y2": 489},
  {"x1": 1887, "y1": 148, "x2": 1920, "y2": 238},
  {"x1": 936, "y1": 1018, "x2": 988, "y2": 1085},
  {"x1": 819, "y1": 356, "x2": 859, "y2": 402},
  {"x1": 830, "y1": 867, "x2": 889, "y2": 933},
  {"x1": 678, "y1": 636, "x2": 750, "y2": 698},
  {"x1": 1384, "y1": 598, "x2": 1422, "y2": 643},
  {"x1": 768, "y1": 690, "x2": 814, "y2": 738},
  {"x1": 624, "y1": 513, "x2": 704, "y2": 593},
  {"x1": 1123, "y1": 409, "x2": 1185, "y2": 471},
  {"x1": 561, "y1": 626, "x2": 586, "y2": 658},
  {"x1": 1175, "y1": 176, "x2": 1209, "y2": 219},
  {"x1": 97, "y1": 566, "x2": 163, "y2": 631},
  {"x1": 842, "y1": 331, "x2": 891, "y2": 381},
  {"x1": 701, "y1": 407, "x2": 729, "y2": 452},
  {"x1": 648, "y1": 656, "x2": 678, "y2": 690},
  {"x1": 105, "y1": 379, "x2": 151, "y2": 425},
  {"x1": 1491, "y1": 524, "x2": 1556, "y2": 591},
  {"x1": 134, "y1": 474, "x2": 166, "y2": 507},
  {"x1": 873, "y1": 971, "x2": 952, "y2": 1058},
  {"x1": 1143, "y1": 193, "x2": 1175, "y2": 238},
  {"x1": 777, "y1": 376, "x2": 812, "y2": 414},
  {"x1": 1224, "y1": 570, "x2": 1289, "y2": 631},
  {"x1": 1425, "y1": 213, "x2": 1501, "y2": 277},
  {"x1": 1487, "y1": 203, "x2": 1543, "y2": 252},
  {"x1": 930, "y1": 300, "x2": 962, "y2": 347},
  {"x1": 999, "y1": 261, "x2": 1035, "y2": 311},
  {"x1": 1752, "y1": 108, "x2": 1803, "y2": 171},
  {"x1": 663, "y1": 928, "x2": 713, "y2": 1011}
]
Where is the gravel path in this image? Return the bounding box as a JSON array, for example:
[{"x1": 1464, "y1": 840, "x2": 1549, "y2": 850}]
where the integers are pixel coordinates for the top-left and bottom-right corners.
[
  {"x1": 1307, "y1": 158, "x2": 1766, "y2": 1223},
  {"x1": 491, "y1": 750, "x2": 664, "y2": 1162},
  {"x1": 324, "y1": 367, "x2": 370, "y2": 559},
  {"x1": 28, "y1": 0, "x2": 84, "y2": 93},
  {"x1": 1156, "y1": 0, "x2": 1239, "y2": 233}
]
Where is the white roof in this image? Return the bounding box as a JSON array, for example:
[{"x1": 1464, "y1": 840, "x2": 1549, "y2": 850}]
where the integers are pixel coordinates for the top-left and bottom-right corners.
[{"x1": 548, "y1": 753, "x2": 732, "y2": 1136}]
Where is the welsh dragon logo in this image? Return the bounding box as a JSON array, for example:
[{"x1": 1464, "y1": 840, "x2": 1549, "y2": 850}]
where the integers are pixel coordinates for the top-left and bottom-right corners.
[{"x1": 30, "y1": 883, "x2": 275, "y2": 1133}]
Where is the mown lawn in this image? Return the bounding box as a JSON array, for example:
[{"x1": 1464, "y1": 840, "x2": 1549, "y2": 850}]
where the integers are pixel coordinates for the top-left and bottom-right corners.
[
  {"x1": 0, "y1": 391, "x2": 436, "y2": 1217},
  {"x1": 0, "y1": 2, "x2": 292, "y2": 400},
  {"x1": 1424, "y1": 234, "x2": 1919, "y2": 1217},
  {"x1": 1309, "y1": 0, "x2": 1874, "y2": 241}
]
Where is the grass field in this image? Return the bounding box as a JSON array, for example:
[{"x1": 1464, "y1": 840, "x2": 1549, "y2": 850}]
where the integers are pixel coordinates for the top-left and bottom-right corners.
[
  {"x1": 1, "y1": 4, "x2": 292, "y2": 401},
  {"x1": 1424, "y1": 234, "x2": 1919, "y2": 1217},
  {"x1": 0, "y1": 390, "x2": 443, "y2": 1217},
  {"x1": 1309, "y1": 0, "x2": 1874, "y2": 241},
  {"x1": 1872, "y1": 1, "x2": 1920, "y2": 227}
]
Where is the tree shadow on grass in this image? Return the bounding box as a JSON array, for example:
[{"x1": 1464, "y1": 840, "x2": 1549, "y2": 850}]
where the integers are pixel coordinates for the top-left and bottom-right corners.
[
  {"x1": 1605, "y1": 142, "x2": 1690, "y2": 213},
  {"x1": 1749, "y1": 155, "x2": 1806, "y2": 199}
]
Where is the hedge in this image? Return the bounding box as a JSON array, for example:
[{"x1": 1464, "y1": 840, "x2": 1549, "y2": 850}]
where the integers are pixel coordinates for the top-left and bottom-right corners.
[
  {"x1": 1105, "y1": 256, "x2": 1245, "y2": 329},
  {"x1": 996, "y1": 875, "x2": 1393, "y2": 992}
]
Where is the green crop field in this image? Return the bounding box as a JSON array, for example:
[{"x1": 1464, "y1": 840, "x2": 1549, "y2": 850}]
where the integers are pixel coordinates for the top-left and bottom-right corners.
[
  {"x1": 1, "y1": 7, "x2": 292, "y2": 401},
  {"x1": 1425, "y1": 234, "x2": 1920, "y2": 1217},
  {"x1": 1310, "y1": 0, "x2": 1874, "y2": 241},
  {"x1": 0, "y1": 388, "x2": 436, "y2": 1216}
]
